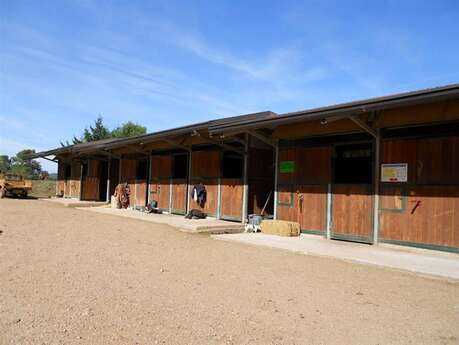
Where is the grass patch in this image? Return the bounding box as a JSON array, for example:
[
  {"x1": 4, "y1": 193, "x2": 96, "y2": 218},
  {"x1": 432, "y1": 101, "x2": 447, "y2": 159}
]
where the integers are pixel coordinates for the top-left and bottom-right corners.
[{"x1": 30, "y1": 180, "x2": 55, "y2": 198}]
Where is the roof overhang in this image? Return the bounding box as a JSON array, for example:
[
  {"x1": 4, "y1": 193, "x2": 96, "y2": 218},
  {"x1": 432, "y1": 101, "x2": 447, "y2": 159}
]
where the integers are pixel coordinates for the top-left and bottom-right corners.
[
  {"x1": 208, "y1": 84, "x2": 459, "y2": 134},
  {"x1": 30, "y1": 111, "x2": 276, "y2": 159}
]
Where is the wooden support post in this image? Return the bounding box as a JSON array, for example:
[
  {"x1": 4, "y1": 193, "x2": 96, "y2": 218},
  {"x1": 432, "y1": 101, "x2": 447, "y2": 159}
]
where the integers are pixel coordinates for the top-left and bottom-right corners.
[
  {"x1": 273, "y1": 142, "x2": 279, "y2": 220},
  {"x1": 106, "y1": 157, "x2": 111, "y2": 202},
  {"x1": 186, "y1": 151, "x2": 192, "y2": 214},
  {"x1": 373, "y1": 129, "x2": 381, "y2": 244},
  {"x1": 145, "y1": 154, "x2": 151, "y2": 206},
  {"x1": 147, "y1": 154, "x2": 152, "y2": 205},
  {"x1": 217, "y1": 177, "x2": 222, "y2": 219},
  {"x1": 169, "y1": 177, "x2": 173, "y2": 214},
  {"x1": 242, "y1": 133, "x2": 249, "y2": 223},
  {"x1": 326, "y1": 183, "x2": 332, "y2": 239},
  {"x1": 79, "y1": 161, "x2": 84, "y2": 201}
]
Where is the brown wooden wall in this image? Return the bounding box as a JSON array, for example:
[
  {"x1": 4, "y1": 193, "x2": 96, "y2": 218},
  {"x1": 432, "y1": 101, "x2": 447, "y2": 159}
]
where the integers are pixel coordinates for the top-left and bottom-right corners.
[
  {"x1": 56, "y1": 180, "x2": 65, "y2": 196},
  {"x1": 277, "y1": 146, "x2": 331, "y2": 233},
  {"x1": 190, "y1": 150, "x2": 220, "y2": 216},
  {"x1": 62, "y1": 160, "x2": 81, "y2": 198},
  {"x1": 56, "y1": 162, "x2": 66, "y2": 196},
  {"x1": 273, "y1": 99, "x2": 459, "y2": 140},
  {"x1": 379, "y1": 136, "x2": 459, "y2": 249},
  {"x1": 375, "y1": 99, "x2": 459, "y2": 129},
  {"x1": 120, "y1": 159, "x2": 136, "y2": 182},
  {"x1": 119, "y1": 158, "x2": 148, "y2": 207}
]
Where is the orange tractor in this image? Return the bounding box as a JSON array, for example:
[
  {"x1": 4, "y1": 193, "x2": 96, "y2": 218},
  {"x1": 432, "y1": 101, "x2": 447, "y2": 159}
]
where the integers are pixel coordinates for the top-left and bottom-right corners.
[{"x1": 0, "y1": 173, "x2": 32, "y2": 198}]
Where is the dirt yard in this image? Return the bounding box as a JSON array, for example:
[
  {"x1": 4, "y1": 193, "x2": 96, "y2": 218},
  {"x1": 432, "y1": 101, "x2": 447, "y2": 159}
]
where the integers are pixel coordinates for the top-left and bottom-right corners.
[{"x1": 1, "y1": 199, "x2": 458, "y2": 345}]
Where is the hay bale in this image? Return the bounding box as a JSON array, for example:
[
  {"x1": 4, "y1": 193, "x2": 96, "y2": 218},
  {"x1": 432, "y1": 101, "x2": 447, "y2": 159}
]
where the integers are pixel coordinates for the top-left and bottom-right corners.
[{"x1": 260, "y1": 220, "x2": 300, "y2": 237}]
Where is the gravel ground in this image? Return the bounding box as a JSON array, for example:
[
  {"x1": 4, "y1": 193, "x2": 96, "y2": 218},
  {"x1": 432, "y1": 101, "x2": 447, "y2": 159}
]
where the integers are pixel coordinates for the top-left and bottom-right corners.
[{"x1": 1, "y1": 199, "x2": 458, "y2": 345}]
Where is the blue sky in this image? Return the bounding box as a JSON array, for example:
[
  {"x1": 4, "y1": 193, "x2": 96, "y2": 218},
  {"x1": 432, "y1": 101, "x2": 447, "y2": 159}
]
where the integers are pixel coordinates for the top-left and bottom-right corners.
[{"x1": 1, "y1": 0, "x2": 458, "y2": 172}]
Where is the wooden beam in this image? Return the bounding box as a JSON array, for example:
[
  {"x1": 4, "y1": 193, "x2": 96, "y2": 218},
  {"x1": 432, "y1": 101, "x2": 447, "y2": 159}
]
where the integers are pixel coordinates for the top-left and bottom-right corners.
[
  {"x1": 74, "y1": 155, "x2": 109, "y2": 162},
  {"x1": 41, "y1": 156, "x2": 58, "y2": 163},
  {"x1": 218, "y1": 134, "x2": 246, "y2": 146},
  {"x1": 247, "y1": 130, "x2": 275, "y2": 147},
  {"x1": 200, "y1": 135, "x2": 245, "y2": 155},
  {"x1": 103, "y1": 150, "x2": 122, "y2": 160},
  {"x1": 348, "y1": 116, "x2": 377, "y2": 138},
  {"x1": 162, "y1": 138, "x2": 191, "y2": 152},
  {"x1": 126, "y1": 144, "x2": 150, "y2": 156}
]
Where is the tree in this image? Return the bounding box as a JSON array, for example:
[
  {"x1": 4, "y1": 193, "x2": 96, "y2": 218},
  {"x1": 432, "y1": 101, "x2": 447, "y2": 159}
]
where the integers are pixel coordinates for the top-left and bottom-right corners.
[
  {"x1": 60, "y1": 116, "x2": 148, "y2": 145},
  {"x1": 82, "y1": 116, "x2": 111, "y2": 142},
  {"x1": 9, "y1": 149, "x2": 42, "y2": 178},
  {"x1": 111, "y1": 121, "x2": 147, "y2": 138},
  {"x1": 0, "y1": 155, "x2": 11, "y2": 173},
  {"x1": 60, "y1": 136, "x2": 83, "y2": 147}
]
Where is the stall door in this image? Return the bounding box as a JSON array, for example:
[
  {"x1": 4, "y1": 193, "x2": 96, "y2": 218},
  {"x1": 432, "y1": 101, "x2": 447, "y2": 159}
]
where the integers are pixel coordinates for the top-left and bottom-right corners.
[
  {"x1": 331, "y1": 144, "x2": 373, "y2": 243},
  {"x1": 171, "y1": 153, "x2": 189, "y2": 215},
  {"x1": 220, "y1": 179, "x2": 243, "y2": 221},
  {"x1": 276, "y1": 146, "x2": 331, "y2": 234},
  {"x1": 379, "y1": 136, "x2": 459, "y2": 251},
  {"x1": 150, "y1": 155, "x2": 171, "y2": 211},
  {"x1": 171, "y1": 180, "x2": 187, "y2": 214},
  {"x1": 220, "y1": 151, "x2": 244, "y2": 221},
  {"x1": 190, "y1": 150, "x2": 220, "y2": 217}
]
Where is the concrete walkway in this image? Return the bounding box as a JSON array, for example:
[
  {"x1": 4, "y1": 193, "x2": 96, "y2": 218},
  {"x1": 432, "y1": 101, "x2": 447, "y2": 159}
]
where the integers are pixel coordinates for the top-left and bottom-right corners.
[
  {"x1": 40, "y1": 197, "x2": 107, "y2": 208},
  {"x1": 82, "y1": 206, "x2": 244, "y2": 234},
  {"x1": 212, "y1": 233, "x2": 459, "y2": 280}
]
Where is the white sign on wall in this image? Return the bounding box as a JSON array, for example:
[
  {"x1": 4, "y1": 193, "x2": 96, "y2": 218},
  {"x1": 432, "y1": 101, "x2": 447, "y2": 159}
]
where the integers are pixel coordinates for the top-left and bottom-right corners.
[{"x1": 381, "y1": 163, "x2": 408, "y2": 182}]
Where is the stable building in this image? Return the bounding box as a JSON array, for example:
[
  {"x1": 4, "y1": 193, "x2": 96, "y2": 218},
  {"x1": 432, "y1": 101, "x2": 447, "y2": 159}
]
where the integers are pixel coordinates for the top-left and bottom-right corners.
[
  {"x1": 36, "y1": 112, "x2": 277, "y2": 223},
  {"x1": 34, "y1": 84, "x2": 459, "y2": 253}
]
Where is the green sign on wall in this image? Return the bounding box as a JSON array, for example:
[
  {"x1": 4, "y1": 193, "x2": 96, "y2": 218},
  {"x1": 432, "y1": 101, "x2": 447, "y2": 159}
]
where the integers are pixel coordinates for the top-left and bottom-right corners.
[{"x1": 280, "y1": 161, "x2": 295, "y2": 173}]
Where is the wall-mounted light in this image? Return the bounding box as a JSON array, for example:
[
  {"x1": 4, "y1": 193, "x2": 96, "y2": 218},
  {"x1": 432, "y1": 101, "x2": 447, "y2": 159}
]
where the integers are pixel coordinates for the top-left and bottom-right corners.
[{"x1": 320, "y1": 118, "x2": 328, "y2": 125}]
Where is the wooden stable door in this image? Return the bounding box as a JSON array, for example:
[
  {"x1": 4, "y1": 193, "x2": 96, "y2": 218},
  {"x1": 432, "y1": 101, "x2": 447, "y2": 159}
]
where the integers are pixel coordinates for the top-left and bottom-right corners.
[
  {"x1": 189, "y1": 151, "x2": 220, "y2": 216},
  {"x1": 330, "y1": 144, "x2": 374, "y2": 243},
  {"x1": 171, "y1": 179, "x2": 187, "y2": 214},
  {"x1": 379, "y1": 136, "x2": 459, "y2": 251},
  {"x1": 277, "y1": 146, "x2": 330, "y2": 234},
  {"x1": 331, "y1": 184, "x2": 373, "y2": 242},
  {"x1": 220, "y1": 178, "x2": 243, "y2": 221},
  {"x1": 150, "y1": 156, "x2": 171, "y2": 211}
]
